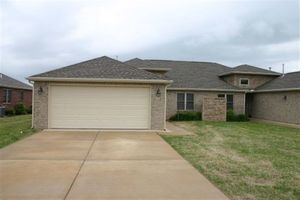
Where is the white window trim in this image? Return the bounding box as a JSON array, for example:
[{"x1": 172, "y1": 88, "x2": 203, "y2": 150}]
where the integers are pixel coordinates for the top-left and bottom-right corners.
[
  {"x1": 239, "y1": 78, "x2": 249, "y2": 87},
  {"x1": 4, "y1": 89, "x2": 11, "y2": 104},
  {"x1": 177, "y1": 92, "x2": 194, "y2": 111}
]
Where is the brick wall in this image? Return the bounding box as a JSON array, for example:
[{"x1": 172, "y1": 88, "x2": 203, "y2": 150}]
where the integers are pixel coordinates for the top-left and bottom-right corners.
[
  {"x1": 222, "y1": 74, "x2": 276, "y2": 89},
  {"x1": 202, "y1": 97, "x2": 226, "y2": 121},
  {"x1": 166, "y1": 91, "x2": 245, "y2": 119},
  {"x1": 252, "y1": 91, "x2": 300, "y2": 125},
  {"x1": 0, "y1": 87, "x2": 32, "y2": 110},
  {"x1": 33, "y1": 82, "x2": 167, "y2": 130}
]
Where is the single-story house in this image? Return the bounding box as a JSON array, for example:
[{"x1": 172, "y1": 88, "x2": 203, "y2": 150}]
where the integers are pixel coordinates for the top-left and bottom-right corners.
[
  {"x1": 28, "y1": 56, "x2": 300, "y2": 130},
  {"x1": 0, "y1": 73, "x2": 32, "y2": 111}
]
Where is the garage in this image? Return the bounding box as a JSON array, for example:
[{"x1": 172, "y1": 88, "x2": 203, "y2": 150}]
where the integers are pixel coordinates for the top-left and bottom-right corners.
[
  {"x1": 29, "y1": 56, "x2": 170, "y2": 130},
  {"x1": 48, "y1": 85, "x2": 151, "y2": 129}
]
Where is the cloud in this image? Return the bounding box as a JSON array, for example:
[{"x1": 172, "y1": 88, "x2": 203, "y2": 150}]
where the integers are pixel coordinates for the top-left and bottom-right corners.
[{"x1": 0, "y1": 0, "x2": 299, "y2": 82}]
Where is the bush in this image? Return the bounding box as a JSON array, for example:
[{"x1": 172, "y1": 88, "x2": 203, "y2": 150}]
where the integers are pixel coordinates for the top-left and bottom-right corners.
[
  {"x1": 14, "y1": 103, "x2": 27, "y2": 115},
  {"x1": 26, "y1": 106, "x2": 32, "y2": 114},
  {"x1": 169, "y1": 111, "x2": 202, "y2": 121},
  {"x1": 236, "y1": 114, "x2": 248, "y2": 122},
  {"x1": 5, "y1": 108, "x2": 16, "y2": 116},
  {"x1": 227, "y1": 109, "x2": 248, "y2": 122},
  {"x1": 226, "y1": 109, "x2": 237, "y2": 121}
]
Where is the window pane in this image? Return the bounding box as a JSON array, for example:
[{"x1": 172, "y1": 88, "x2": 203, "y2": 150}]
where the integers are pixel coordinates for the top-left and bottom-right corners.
[
  {"x1": 226, "y1": 94, "x2": 233, "y2": 110},
  {"x1": 240, "y1": 79, "x2": 249, "y2": 85},
  {"x1": 218, "y1": 94, "x2": 225, "y2": 98},
  {"x1": 177, "y1": 93, "x2": 185, "y2": 110},
  {"x1": 186, "y1": 93, "x2": 194, "y2": 102},
  {"x1": 2, "y1": 90, "x2": 6, "y2": 102},
  {"x1": 186, "y1": 102, "x2": 194, "y2": 110},
  {"x1": 177, "y1": 102, "x2": 185, "y2": 110},
  {"x1": 186, "y1": 93, "x2": 194, "y2": 110},
  {"x1": 20, "y1": 91, "x2": 24, "y2": 101},
  {"x1": 177, "y1": 93, "x2": 185, "y2": 102}
]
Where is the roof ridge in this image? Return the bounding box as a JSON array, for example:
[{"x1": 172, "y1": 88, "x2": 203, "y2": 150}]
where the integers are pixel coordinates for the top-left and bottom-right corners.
[
  {"x1": 0, "y1": 73, "x2": 32, "y2": 89},
  {"x1": 145, "y1": 59, "x2": 231, "y2": 69},
  {"x1": 234, "y1": 64, "x2": 279, "y2": 74}
]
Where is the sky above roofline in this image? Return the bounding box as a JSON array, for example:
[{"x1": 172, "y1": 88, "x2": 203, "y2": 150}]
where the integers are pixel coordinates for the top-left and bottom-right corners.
[{"x1": 1, "y1": 0, "x2": 299, "y2": 83}]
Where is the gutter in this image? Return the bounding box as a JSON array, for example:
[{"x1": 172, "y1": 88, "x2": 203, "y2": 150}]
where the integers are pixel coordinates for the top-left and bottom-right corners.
[
  {"x1": 250, "y1": 88, "x2": 300, "y2": 93},
  {"x1": 27, "y1": 77, "x2": 173, "y2": 84},
  {"x1": 167, "y1": 88, "x2": 247, "y2": 92},
  {"x1": 219, "y1": 71, "x2": 280, "y2": 77}
]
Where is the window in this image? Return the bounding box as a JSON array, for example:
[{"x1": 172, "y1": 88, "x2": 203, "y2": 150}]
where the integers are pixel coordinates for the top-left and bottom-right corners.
[
  {"x1": 177, "y1": 93, "x2": 194, "y2": 111},
  {"x1": 3, "y1": 89, "x2": 12, "y2": 103},
  {"x1": 20, "y1": 91, "x2": 24, "y2": 102},
  {"x1": 218, "y1": 94, "x2": 225, "y2": 98},
  {"x1": 239, "y1": 78, "x2": 249, "y2": 86},
  {"x1": 226, "y1": 94, "x2": 234, "y2": 110},
  {"x1": 177, "y1": 93, "x2": 185, "y2": 110}
]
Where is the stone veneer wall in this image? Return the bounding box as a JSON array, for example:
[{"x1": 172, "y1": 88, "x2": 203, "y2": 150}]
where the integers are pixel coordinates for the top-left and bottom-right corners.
[
  {"x1": 33, "y1": 82, "x2": 167, "y2": 130},
  {"x1": 166, "y1": 91, "x2": 245, "y2": 119},
  {"x1": 252, "y1": 91, "x2": 300, "y2": 125},
  {"x1": 202, "y1": 97, "x2": 226, "y2": 121},
  {"x1": 33, "y1": 82, "x2": 49, "y2": 129},
  {"x1": 151, "y1": 84, "x2": 167, "y2": 130}
]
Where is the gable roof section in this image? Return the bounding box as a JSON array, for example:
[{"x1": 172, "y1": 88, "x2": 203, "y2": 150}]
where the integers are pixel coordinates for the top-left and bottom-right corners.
[
  {"x1": 256, "y1": 71, "x2": 300, "y2": 91},
  {"x1": 0, "y1": 73, "x2": 32, "y2": 90},
  {"x1": 219, "y1": 64, "x2": 280, "y2": 76},
  {"x1": 28, "y1": 56, "x2": 170, "y2": 84},
  {"x1": 125, "y1": 59, "x2": 241, "y2": 91}
]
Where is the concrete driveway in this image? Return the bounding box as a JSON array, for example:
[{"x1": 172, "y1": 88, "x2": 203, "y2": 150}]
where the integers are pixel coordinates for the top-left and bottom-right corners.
[{"x1": 0, "y1": 131, "x2": 228, "y2": 200}]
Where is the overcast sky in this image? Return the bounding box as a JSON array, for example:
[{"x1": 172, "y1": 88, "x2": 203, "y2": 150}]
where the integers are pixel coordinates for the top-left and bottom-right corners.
[{"x1": 0, "y1": 0, "x2": 299, "y2": 83}]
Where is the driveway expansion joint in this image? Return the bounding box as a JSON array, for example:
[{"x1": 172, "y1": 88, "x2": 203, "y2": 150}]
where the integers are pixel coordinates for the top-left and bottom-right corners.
[{"x1": 63, "y1": 131, "x2": 99, "y2": 200}]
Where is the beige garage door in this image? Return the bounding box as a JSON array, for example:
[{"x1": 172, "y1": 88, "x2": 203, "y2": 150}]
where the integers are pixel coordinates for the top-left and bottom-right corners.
[{"x1": 48, "y1": 85, "x2": 151, "y2": 129}]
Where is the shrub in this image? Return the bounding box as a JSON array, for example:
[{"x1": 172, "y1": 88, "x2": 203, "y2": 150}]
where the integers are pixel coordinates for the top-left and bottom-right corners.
[
  {"x1": 5, "y1": 108, "x2": 16, "y2": 116},
  {"x1": 226, "y1": 109, "x2": 236, "y2": 121},
  {"x1": 169, "y1": 111, "x2": 202, "y2": 121},
  {"x1": 236, "y1": 114, "x2": 248, "y2": 122},
  {"x1": 14, "y1": 103, "x2": 27, "y2": 115},
  {"x1": 227, "y1": 109, "x2": 248, "y2": 122},
  {"x1": 26, "y1": 106, "x2": 32, "y2": 114}
]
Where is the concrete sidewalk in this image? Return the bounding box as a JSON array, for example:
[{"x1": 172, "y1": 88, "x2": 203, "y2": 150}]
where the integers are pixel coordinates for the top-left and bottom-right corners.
[{"x1": 0, "y1": 131, "x2": 228, "y2": 200}]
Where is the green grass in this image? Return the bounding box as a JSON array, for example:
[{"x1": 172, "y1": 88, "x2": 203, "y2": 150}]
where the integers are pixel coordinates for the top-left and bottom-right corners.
[
  {"x1": 0, "y1": 115, "x2": 36, "y2": 148},
  {"x1": 162, "y1": 121, "x2": 300, "y2": 200}
]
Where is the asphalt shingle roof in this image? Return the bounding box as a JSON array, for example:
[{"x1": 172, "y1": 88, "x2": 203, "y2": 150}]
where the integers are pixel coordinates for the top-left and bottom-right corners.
[
  {"x1": 0, "y1": 73, "x2": 32, "y2": 90},
  {"x1": 220, "y1": 64, "x2": 280, "y2": 76},
  {"x1": 30, "y1": 56, "x2": 164, "y2": 80},
  {"x1": 256, "y1": 71, "x2": 300, "y2": 90},
  {"x1": 125, "y1": 59, "x2": 239, "y2": 90}
]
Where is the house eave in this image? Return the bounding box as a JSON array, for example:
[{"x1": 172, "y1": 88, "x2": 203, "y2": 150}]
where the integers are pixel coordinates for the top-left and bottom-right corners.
[
  {"x1": 219, "y1": 71, "x2": 280, "y2": 77},
  {"x1": 27, "y1": 77, "x2": 173, "y2": 84},
  {"x1": 167, "y1": 87, "x2": 246, "y2": 92},
  {"x1": 0, "y1": 85, "x2": 32, "y2": 90},
  {"x1": 251, "y1": 88, "x2": 300, "y2": 93}
]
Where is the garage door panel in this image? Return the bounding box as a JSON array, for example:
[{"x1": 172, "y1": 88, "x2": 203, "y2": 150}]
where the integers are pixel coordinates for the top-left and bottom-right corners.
[{"x1": 49, "y1": 85, "x2": 150, "y2": 129}]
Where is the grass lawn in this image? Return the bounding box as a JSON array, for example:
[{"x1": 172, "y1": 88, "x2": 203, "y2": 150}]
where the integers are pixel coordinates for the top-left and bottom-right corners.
[
  {"x1": 162, "y1": 121, "x2": 300, "y2": 200},
  {"x1": 0, "y1": 115, "x2": 36, "y2": 148}
]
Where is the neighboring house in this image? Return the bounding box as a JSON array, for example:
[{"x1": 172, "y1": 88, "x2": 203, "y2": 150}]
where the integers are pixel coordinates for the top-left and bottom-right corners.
[
  {"x1": 28, "y1": 56, "x2": 300, "y2": 130},
  {"x1": 0, "y1": 73, "x2": 32, "y2": 111}
]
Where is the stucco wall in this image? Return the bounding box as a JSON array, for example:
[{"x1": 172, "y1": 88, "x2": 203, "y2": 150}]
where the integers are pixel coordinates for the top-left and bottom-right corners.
[
  {"x1": 223, "y1": 74, "x2": 276, "y2": 89},
  {"x1": 166, "y1": 90, "x2": 245, "y2": 119},
  {"x1": 252, "y1": 91, "x2": 300, "y2": 125},
  {"x1": 33, "y1": 82, "x2": 167, "y2": 130}
]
